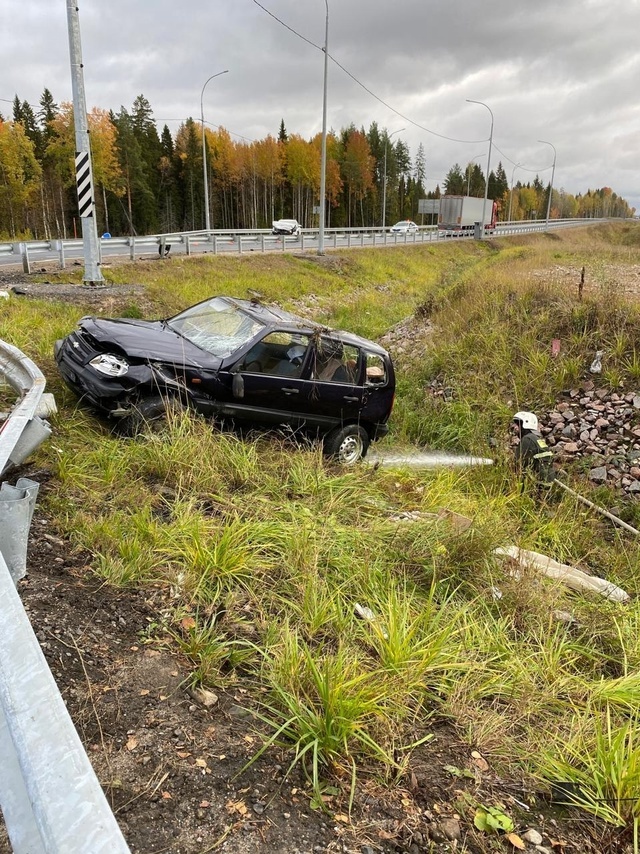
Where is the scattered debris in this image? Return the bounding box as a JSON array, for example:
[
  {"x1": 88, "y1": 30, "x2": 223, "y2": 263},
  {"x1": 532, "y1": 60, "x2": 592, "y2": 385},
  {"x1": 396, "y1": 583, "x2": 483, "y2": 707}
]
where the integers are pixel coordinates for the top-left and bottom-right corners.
[{"x1": 589, "y1": 350, "x2": 604, "y2": 374}]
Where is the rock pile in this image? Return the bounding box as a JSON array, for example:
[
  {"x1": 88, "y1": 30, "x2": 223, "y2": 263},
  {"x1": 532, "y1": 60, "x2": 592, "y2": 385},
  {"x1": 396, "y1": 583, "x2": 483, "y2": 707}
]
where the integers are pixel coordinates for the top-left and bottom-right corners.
[{"x1": 540, "y1": 380, "x2": 640, "y2": 497}]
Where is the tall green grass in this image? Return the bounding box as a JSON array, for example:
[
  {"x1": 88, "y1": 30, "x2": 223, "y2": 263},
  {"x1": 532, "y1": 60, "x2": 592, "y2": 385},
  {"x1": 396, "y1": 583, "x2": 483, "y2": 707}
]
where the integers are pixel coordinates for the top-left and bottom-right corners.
[{"x1": 12, "y1": 223, "x2": 640, "y2": 838}]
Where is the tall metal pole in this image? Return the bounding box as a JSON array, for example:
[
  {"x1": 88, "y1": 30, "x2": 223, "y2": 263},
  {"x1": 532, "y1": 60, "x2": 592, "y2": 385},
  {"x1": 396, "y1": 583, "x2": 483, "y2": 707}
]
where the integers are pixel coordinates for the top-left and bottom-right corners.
[
  {"x1": 466, "y1": 99, "x2": 493, "y2": 238},
  {"x1": 382, "y1": 128, "x2": 405, "y2": 230},
  {"x1": 508, "y1": 162, "x2": 521, "y2": 222},
  {"x1": 466, "y1": 152, "x2": 485, "y2": 196},
  {"x1": 538, "y1": 139, "x2": 556, "y2": 229},
  {"x1": 317, "y1": 0, "x2": 329, "y2": 255},
  {"x1": 201, "y1": 70, "x2": 229, "y2": 232},
  {"x1": 66, "y1": 0, "x2": 104, "y2": 285}
]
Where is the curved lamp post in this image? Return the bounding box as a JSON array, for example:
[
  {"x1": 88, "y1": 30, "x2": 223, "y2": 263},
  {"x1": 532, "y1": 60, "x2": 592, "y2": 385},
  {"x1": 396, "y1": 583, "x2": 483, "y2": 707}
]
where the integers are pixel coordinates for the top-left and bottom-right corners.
[
  {"x1": 538, "y1": 139, "x2": 556, "y2": 228},
  {"x1": 508, "y1": 162, "x2": 522, "y2": 222},
  {"x1": 466, "y1": 99, "x2": 493, "y2": 237},
  {"x1": 317, "y1": 0, "x2": 329, "y2": 255},
  {"x1": 201, "y1": 69, "x2": 229, "y2": 231},
  {"x1": 382, "y1": 128, "x2": 405, "y2": 230}
]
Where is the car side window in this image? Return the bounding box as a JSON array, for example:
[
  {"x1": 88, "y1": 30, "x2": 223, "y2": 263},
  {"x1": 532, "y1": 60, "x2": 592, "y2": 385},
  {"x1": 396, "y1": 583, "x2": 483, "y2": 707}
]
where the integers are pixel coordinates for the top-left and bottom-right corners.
[
  {"x1": 365, "y1": 353, "x2": 387, "y2": 386},
  {"x1": 240, "y1": 332, "x2": 310, "y2": 378},
  {"x1": 312, "y1": 338, "x2": 361, "y2": 383}
]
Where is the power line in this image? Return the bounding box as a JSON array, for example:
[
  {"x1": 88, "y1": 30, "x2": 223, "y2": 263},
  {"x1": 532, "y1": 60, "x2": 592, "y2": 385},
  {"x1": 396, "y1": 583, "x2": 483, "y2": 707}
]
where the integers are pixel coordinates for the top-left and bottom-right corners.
[
  {"x1": 250, "y1": 0, "x2": 487, "y2": 145},
  {"x1": 492, "y1": 142, "x2": 553, "y2": 174}
]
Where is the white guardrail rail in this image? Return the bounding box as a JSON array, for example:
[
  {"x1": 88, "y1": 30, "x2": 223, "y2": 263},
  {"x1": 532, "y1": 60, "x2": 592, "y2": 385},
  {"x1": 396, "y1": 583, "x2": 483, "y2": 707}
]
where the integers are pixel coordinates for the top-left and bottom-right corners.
[
  {"x1": 0, "y1": 218, "x2": 608, "y2": 270},
  {"x1": 0, "y1": 337, "x2": 131, "y2": 853}
]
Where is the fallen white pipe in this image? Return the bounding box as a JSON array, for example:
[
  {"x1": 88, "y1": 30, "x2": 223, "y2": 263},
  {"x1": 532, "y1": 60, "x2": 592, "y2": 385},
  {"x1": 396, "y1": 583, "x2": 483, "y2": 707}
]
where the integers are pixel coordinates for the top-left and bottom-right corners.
[{"x1": 495, "y1": 545, "x2": 630, "y2": 603}]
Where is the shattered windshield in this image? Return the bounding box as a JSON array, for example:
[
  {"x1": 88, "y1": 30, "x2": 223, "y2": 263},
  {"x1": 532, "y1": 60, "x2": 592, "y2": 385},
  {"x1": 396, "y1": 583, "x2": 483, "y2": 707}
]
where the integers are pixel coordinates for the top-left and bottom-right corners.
[{"x1": 166, "y1": 298, "x2": 265, "y2": 357}]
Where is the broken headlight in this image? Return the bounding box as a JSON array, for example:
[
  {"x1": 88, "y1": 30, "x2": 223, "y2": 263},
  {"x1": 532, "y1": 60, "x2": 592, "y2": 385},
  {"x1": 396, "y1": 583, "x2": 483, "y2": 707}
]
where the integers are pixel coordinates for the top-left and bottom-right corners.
[{"x1": 89, "y1": 353, "x2": 129, "y2": 377}]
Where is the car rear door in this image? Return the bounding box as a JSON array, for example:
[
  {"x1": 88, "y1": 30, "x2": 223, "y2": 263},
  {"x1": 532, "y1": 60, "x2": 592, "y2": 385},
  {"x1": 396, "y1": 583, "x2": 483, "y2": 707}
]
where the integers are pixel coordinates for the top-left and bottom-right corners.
[{"x1": 302, "y1": 338, "x2": 365, "y2": 428}]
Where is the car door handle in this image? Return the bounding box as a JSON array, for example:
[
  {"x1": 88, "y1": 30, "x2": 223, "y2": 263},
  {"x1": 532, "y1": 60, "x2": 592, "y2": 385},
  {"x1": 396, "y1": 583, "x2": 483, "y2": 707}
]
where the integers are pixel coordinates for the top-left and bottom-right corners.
[
  {"x1": 282, "y1": 387, "x2": 299, "y2": 394},
  {"x1": 343, "y1": 395, "x2": 360, "y2": 402}
]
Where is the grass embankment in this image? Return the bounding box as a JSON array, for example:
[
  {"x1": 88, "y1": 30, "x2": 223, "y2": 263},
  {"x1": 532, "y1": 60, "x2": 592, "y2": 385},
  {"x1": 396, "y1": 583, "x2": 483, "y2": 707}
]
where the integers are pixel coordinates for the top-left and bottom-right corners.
[{"x1": 4, "y1": 223, "x2": 640, "y2": 840}]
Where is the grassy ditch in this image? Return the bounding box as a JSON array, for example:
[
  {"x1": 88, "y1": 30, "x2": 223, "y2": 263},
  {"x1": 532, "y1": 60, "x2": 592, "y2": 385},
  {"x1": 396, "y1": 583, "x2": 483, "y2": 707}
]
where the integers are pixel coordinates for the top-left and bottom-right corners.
[{"x1": 5, "y1": 224, "x2": 640, "y2": 839}]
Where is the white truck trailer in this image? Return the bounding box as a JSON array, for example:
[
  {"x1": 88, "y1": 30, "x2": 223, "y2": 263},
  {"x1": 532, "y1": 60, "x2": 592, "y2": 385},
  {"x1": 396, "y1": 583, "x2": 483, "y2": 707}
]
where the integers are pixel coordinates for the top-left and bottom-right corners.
[{"x1": 437, "y1": 195, "x2": 497, "y2": 233}]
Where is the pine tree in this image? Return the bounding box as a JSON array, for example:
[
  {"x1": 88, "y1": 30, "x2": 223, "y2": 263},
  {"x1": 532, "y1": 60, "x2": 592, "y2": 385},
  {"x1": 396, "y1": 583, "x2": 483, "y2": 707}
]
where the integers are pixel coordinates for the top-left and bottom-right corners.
[{"x1": 443, "y1": 164, "x2": 465, "y2": 195}]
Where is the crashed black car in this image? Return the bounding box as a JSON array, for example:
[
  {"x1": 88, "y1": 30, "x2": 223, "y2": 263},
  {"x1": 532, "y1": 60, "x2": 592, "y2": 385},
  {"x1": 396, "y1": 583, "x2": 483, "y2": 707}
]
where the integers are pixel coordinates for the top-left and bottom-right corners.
[{"x1": 54, "y1": 296, "x2": 395, "y2": 464}]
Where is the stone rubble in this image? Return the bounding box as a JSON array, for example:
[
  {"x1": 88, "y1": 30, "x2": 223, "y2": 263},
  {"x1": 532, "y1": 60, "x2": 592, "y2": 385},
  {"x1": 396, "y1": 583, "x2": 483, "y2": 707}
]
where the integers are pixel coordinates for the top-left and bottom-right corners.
[{"x1": 539, "y1": 379, "x2": 640, "y2": 498}]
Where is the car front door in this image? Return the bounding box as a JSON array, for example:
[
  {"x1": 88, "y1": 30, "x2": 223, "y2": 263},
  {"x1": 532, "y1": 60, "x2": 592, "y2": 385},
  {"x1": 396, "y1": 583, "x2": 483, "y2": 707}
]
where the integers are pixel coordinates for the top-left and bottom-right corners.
[{"x1": 216, "y1": 331, "x2": 313, "y2": 427}]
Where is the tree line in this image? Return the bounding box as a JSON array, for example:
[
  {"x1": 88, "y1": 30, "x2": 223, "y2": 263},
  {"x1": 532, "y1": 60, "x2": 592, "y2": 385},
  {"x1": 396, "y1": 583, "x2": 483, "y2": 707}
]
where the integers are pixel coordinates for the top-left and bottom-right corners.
[{"x1": 0, "y1": 89, "x2": 634, "y2": 240}]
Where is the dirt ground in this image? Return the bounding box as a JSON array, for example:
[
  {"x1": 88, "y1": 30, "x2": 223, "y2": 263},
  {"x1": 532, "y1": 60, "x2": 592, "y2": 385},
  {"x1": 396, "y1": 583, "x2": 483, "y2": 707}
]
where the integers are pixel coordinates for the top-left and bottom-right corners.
[{"x1": 1, "y1": 261, "x2": 637, "y2": 852}]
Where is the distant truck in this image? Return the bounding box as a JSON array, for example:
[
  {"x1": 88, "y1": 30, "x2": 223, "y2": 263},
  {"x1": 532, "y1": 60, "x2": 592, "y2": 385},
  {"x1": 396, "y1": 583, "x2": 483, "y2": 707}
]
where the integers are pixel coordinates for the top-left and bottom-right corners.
[{"x1": 437, "y1": 195, "x2": 497, "y2": 234}]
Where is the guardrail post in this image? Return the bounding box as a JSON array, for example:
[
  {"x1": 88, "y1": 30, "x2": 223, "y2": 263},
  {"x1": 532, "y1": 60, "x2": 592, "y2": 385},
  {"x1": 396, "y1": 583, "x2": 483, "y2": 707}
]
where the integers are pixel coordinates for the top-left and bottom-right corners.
[
  {"x1": 212, "y1": 236, "x2": 218, "y2": 255},
  {"x1": 347, "y1": 233, "x2": 352, "y2": 248},
  {"x1": 185, "y1": 235, "x2": 191, "y2": 256},
  {"x1": 238, "y1": 236, "x2": 243, "y2": 255},
  {"x1": 281, "y1": 236, "x2": 285, "y2": 253},
  {"x1": 300, "y1": 233, "x2": 304, "y2": 251},
  {"x1": 18, "y1": 243, "x2": 31, "y2": 274},
  {"x1": 0, "y1": 479, "x2": 39, "y2": 584},
  {"x1": 128, "y1": 237, "x2": 135, "y2": 261},
  {"x1": 55, "y1": 240, "x2": 66, "y2": 270}
]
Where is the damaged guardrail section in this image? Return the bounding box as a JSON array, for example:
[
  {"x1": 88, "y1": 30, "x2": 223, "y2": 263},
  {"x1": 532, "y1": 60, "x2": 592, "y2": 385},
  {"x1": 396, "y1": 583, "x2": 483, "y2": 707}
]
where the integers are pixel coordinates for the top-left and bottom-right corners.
[
  {"x1": 0, "y1": 339, "x2": 56, "y2": 477},
  {"x1": 0, "y1": 337, "x2": 131, "y2": 852}
]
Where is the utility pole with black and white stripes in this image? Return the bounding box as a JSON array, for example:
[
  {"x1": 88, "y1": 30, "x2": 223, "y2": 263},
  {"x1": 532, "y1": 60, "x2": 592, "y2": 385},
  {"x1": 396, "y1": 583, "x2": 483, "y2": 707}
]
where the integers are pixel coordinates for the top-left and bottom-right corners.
[{"x1": 66, "y1": 0, "x2": 104, "y2": 285}]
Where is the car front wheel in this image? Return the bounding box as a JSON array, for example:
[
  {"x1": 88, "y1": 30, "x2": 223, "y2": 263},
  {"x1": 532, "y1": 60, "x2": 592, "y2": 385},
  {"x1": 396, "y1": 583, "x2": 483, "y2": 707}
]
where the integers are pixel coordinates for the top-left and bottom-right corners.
[
  {"x1": 115, "y1": 395, "x2": 185, "y2": 437},
  {"x1": 324, "y1": 424, "x2": 370, "y2": 465}
]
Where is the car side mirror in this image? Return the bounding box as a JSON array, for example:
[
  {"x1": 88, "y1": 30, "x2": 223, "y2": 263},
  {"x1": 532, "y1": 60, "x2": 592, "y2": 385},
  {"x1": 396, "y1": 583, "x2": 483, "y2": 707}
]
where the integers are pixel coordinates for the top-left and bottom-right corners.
[{"x1": 232, "y1": 371, "x2": 245, "y2": 399}]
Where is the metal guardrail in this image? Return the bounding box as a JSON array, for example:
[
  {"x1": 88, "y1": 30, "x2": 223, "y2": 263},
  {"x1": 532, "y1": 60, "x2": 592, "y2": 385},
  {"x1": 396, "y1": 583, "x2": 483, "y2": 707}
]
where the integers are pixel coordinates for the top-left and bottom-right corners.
[
  {"x1": 0, "y1": 335, "x2": 131, "y2": 853},
  {"x1": 0, "y1": 218, "x2": 608, "y2": 269}
]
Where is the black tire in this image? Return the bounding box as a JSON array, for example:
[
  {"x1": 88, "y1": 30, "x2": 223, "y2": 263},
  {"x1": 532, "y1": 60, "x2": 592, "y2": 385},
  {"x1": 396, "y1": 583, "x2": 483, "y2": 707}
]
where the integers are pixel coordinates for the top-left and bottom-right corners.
[
  {"x1": 323, "y1": 424, "x2": 370, "y2": 465},
  {"x1": 115, "y1": 395, "x2": 184, "y2": 438}
]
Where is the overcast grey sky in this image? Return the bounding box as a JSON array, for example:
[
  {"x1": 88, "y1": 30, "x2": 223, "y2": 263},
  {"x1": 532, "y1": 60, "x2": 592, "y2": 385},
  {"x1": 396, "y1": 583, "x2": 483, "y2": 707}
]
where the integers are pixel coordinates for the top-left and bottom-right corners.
[{"x1": 2, "y1": 0, "x2": 639, "y2": 211}]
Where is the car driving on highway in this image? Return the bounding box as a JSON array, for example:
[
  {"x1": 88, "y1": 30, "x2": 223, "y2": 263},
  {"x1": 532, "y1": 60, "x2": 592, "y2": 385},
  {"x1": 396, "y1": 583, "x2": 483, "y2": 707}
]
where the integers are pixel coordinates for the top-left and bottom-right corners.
[
  {"x1": 389, "y1": 220, "x2": 419, "y2": 234},
  {"x1": 54, "y1": 296, "x2": 395, "y2": 464},
  {"x1": 271, "y1": 219, "x2": 301, "y2": 236}
]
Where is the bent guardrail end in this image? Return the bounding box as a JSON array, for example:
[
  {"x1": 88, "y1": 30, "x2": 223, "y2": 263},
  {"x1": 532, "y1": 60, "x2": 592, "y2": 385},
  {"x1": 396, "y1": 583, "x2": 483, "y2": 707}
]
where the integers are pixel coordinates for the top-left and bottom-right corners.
[{"x1": 2, "y1": 417, "x2": 52, "y2": 475}]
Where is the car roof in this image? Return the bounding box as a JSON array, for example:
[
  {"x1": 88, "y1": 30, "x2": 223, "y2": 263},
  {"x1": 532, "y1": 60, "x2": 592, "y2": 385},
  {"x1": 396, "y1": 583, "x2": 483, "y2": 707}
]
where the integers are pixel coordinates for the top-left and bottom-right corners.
[{"x1": 221, "y1": 297, "x2": 389, "y2": 356}]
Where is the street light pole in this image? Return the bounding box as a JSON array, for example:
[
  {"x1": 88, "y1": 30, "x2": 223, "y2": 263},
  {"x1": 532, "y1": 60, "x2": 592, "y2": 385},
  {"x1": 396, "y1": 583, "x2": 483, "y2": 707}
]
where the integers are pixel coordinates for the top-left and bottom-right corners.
[
  {"x1": 538, "y1": 139, "x2": 556, "y2": 229},
  {"x1": 508, "y1": 162, "x2": 521, "y2": 222},
  {"x1": 317, "y1": 0, "x2": 329, "y2": 256},
  {"x1": 382, "y1": 128, "x2": 405, "y2": 230},
  {"x1": 200, "y1": 69, "x2": 229, "y2": 232},
  {"x1": 466, "y1": 99, "x2": 493, "y2": 238},
  {"x1": 466, "y1": 152, "x2": 486, "y2": 196}
]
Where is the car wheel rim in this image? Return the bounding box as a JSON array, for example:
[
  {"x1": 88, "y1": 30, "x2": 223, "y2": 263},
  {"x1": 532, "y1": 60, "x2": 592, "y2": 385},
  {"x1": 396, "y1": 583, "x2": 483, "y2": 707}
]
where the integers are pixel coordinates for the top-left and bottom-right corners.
[{"x1": 338, "y1": 434, "x2": 363, "y2": 465}]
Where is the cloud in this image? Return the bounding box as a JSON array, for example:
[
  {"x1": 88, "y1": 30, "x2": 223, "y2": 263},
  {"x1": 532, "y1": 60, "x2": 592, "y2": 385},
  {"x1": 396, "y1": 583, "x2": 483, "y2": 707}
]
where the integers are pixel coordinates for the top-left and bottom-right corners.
[{"x1": 1, "y1": 0, "x2": 638, "y2": 210}]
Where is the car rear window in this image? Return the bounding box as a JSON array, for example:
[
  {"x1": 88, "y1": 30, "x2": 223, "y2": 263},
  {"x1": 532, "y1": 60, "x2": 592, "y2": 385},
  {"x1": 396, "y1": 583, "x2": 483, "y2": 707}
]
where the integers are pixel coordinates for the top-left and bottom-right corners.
[{"x1": 365, "y1": 353, "x2": 387, "y2": 385}]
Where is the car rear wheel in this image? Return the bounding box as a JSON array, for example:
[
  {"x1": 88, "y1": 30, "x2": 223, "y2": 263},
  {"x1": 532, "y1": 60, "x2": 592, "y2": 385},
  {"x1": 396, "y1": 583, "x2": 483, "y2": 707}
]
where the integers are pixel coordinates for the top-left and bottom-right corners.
[
  {"x1": 115, "y1": 395, "x2": 186, "y2": 437},
  {"x1": 323, "y1": 424, "x2": 370, "y2": 465}
]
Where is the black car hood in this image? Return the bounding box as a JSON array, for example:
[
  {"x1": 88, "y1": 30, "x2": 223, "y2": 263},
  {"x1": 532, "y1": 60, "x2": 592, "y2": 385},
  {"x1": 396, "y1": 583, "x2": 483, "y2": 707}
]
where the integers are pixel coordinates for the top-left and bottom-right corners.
[{"x1": 79, "y1": 317, "x2": 217, "y2": 369}]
